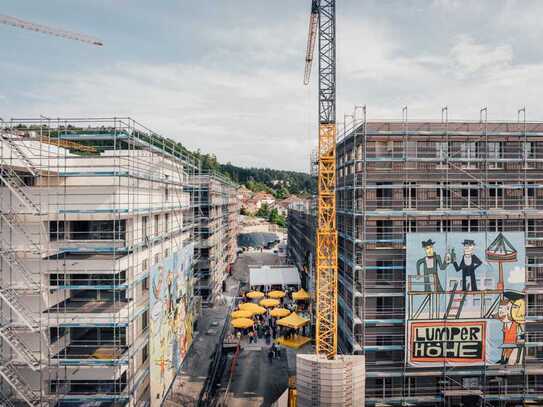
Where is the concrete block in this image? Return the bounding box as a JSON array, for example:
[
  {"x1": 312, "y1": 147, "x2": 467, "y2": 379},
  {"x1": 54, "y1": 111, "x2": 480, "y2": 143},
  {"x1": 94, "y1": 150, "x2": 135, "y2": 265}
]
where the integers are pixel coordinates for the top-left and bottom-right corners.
[{"x1": 296, "y1": 354, "x2": 365, "y2": 407}]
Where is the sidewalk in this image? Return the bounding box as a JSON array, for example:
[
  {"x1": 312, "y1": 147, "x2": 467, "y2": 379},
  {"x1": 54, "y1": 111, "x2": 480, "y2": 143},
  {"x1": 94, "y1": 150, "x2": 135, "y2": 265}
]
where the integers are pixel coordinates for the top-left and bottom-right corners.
[
  {"x1": 165, "y1": 264, "x2": 240, "y2": 405},
  {"x1": 163, "y1": 304, "x2": 230, "y2": 406}
]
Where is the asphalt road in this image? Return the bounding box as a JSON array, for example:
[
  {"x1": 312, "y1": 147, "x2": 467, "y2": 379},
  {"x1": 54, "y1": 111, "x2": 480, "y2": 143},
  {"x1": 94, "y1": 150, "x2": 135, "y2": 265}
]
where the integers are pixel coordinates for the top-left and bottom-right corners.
[
  {"x1": 167, "y1": 251, "x2": 291, "y2": 406},
  {"x1": 219, "y1": 345, "x2": 289, "y2": 407},
  {"x1": 216, "y1": 252, "x2": 290, "y2": 407}
]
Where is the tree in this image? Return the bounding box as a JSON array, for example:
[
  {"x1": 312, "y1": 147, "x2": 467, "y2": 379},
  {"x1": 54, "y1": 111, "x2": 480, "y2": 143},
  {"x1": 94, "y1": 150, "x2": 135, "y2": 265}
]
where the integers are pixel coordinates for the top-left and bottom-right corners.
[
  {"x1": 267, "y1": 207, "x2": 287, "y2": 228},
  {"x1": 274, "y1": 187, "x2": 289, "y2": 200},
  {"x1": 255, "y1": 203, "x2": 270, "y2": 218},
  {"x1": 268, "y1": 208, "x2": 279, "y2": 223}
]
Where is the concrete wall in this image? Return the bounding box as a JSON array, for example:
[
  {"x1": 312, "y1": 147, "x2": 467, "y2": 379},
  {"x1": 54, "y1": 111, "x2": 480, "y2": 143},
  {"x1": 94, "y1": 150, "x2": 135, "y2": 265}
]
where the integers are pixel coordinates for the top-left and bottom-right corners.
[{"x1": 296, "y1": 354, "x2": 365, "y2": 407}]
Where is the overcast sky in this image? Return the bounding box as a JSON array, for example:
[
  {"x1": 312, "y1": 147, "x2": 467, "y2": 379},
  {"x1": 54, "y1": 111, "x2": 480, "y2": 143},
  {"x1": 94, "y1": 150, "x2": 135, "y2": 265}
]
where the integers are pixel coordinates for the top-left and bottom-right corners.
[{"x1": 1, "y1": 1, "x2": 542, "y2": 172}]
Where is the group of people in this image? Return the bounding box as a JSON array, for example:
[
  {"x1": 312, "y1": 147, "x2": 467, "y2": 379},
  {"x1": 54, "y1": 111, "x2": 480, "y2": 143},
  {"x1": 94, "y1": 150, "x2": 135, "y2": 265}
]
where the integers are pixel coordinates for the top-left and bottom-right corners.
[
  {"x1": 267, "y1": 343, "x2": 281, "y2": 363},
  {"x1": 229, "y1": 309, "x2": 281, "y2": 345},
  {"x1": 283, "y1": 327, "x2": 301, "y2": 340},
  {"x1": 231, "y1": 287, "x2": 311, "y2": 349},
  {"x1": 237, "y1": 315, "x2": 308, "y2": 344},
  {"x1": 244, "y1": 316, "x2": 276, "y2": 344}
]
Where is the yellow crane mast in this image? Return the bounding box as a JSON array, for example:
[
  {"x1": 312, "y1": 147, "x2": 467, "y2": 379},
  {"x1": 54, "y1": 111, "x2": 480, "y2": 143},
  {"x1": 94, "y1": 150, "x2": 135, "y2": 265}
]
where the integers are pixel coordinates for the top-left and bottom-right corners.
[{"x1": 304, "y1": 0, "x2": 338, "y2": 359}]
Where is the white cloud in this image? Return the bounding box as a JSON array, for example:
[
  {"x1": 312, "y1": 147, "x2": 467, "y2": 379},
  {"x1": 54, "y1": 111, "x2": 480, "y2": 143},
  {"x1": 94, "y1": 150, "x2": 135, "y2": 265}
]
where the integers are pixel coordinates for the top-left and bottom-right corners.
[
  {"x1": 449, "y1": 35, "x2": 513, "y2": 78},
  {"x1": 4, "y1": 1, "x2": 543, "y2": 171},
  {"x1": 7, "y1": 62, "x2": 316, "y2": 171},
  {"x1": 508, "y1": 266, "x2": 525, "y2": 284}
]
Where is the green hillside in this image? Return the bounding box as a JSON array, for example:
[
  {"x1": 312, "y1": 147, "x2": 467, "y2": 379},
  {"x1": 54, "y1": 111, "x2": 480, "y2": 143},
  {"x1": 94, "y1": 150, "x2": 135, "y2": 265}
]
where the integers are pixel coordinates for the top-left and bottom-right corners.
[{"x1": 195, "y1": 152, "x2": 314, "y2": 197}]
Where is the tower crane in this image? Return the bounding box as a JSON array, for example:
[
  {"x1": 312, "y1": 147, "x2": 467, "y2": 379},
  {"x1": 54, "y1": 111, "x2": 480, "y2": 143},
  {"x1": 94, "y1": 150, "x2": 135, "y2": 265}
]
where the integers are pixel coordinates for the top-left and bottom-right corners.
[
  {"x1": 304, "y1": 0, "x2": 338, "y2": 359},
  {"x1": 0, "y1": 14, "x2": 103, "y2": 46}
]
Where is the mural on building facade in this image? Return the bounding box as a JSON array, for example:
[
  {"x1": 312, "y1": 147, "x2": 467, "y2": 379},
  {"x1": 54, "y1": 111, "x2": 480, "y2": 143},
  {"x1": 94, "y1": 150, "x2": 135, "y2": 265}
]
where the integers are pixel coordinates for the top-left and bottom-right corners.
[
  {"x1": 150, "y1": 243, "x2": 194, "y2": 405},
  {"x1": 406, "y1": 232, "x2": 525, "y2": 367}
]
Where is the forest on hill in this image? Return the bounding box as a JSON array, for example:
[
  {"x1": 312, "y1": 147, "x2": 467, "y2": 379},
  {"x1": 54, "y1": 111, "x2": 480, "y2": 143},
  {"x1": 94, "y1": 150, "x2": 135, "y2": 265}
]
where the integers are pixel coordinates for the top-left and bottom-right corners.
[
  {"x1": 196, "y1": 152, "x2": 314, "y2": 197},
  {"x1": 13, "y1": 125, "x2": 314, "y2": 196}
]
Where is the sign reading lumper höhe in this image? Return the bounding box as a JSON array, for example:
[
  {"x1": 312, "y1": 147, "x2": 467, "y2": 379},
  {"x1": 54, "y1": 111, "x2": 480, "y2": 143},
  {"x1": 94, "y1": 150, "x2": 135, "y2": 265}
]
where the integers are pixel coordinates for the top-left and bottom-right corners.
[{"x1": 406, "y1": 232, "x2": 526, "y2": 367}]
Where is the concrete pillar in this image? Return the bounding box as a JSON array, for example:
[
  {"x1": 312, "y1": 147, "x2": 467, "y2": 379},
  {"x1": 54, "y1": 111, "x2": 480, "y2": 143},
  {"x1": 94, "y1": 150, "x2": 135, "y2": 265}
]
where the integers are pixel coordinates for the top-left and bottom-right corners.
[{"x1": 296, "y1": 354, "x2": 365, "y2": 407}]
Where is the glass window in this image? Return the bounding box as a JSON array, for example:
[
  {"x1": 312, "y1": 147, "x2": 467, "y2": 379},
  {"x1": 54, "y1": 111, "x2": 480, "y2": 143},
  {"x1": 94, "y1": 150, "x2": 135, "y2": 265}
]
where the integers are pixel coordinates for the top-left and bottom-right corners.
[
  {"x1": 142, "y1": 216, "x2": 148, "y2": 240},
  {"x1": 406, "y1": 141, "x2": 417, "y2": 158},
  {"x1": 69, "y1": 220, "x2": 125, "y2": 240},
  {"x1": 50, "y1": 327, "x2": 67, "y2": 343},
  {"x1": 487, "y1": 142, "x2": 503, "y2": 160},
  {"x1": 142, "y1": 277, "x2": 149, "y2": 291},
  {"x1": 437, "y1": 142, "x2": 448, "y2": 160},
  {"x1": 154, "y1": 215, "x2": 160, "y2": 236},
  {"x1": 524, "y1": 142, "x2": 534, "y2": 159},
  {"x1": 49, "y1": 221, "x2": 65, "y2": 241},
  {"x1": 142, "y1": 344, "x2": 149, "y2": 363},
  {"x1": 142, "y1": 310, "x2": 149, "y2": 331},
  {"x1": 375, "y1": 141, "x2": 394, "y2": 156},
  {"x1": 460, "y1": 142, "x2": 477, "y2": 160},
  {"x1": 376, "y1": 220, "x2": 393, "y2": 240}
]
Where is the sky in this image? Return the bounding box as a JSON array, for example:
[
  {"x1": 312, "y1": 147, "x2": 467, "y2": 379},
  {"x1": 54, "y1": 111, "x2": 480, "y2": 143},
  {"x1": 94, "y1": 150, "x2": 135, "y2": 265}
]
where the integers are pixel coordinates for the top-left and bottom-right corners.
[{"x1": 1, "y1": 0, "x2": 543, "y2": 172}]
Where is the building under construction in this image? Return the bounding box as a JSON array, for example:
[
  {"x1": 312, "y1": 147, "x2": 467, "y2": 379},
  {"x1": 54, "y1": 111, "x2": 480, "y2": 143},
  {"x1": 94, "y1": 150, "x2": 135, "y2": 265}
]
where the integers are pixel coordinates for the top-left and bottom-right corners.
[
  {"x1": 287, "y1": 200, "x2": 316, "y2": 292},
  {"x1": 193, "y1": 172, "x2": 239, "y2": 305},
  {"x1": 0, "y1": 118, "x2": 239, "y2": 406},
  {"x1": 288, "y1": 115, "x2": 543, "y2": 405}
]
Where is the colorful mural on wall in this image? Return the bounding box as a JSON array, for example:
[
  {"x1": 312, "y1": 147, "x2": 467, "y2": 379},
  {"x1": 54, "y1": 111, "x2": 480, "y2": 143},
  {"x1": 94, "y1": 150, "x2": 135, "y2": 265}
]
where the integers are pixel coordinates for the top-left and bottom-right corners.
[
  {"x1": 406, "y1": 232, "x2": 525, "y2": 367},
  {"x1": 150, "y1": 243, "x2": 194, "y2": 405}
]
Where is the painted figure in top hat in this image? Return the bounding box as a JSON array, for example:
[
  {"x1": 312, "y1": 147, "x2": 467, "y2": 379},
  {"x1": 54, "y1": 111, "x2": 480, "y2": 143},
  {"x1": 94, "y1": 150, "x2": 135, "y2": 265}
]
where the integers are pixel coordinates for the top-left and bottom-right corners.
[
  {"x1": 416, "y1": 239, "x2": 451, "y2": 292},
  {"x1": 453, "y1": 239, "x2": 482, "y2": 291}
]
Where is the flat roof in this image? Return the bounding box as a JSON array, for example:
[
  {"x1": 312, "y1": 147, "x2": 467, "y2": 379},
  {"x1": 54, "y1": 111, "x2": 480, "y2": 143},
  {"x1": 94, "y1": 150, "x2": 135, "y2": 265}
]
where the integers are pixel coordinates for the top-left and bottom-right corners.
[
  {"x1": 363, "y1": 121, "x2": 543, "y2": 132},
  {"x1": 338, "y1": 120, "x2": 543, "y2": 146},
  {"x1": 249, "y1": 265, "x2": 301, "y2": 287}
]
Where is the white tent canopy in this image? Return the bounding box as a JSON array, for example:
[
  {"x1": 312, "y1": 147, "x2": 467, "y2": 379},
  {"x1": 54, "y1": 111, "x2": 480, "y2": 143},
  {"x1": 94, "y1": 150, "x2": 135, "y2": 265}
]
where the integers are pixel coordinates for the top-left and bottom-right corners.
[{"x1": 249, "y1": 265, "x2": 301, "y2": 290}]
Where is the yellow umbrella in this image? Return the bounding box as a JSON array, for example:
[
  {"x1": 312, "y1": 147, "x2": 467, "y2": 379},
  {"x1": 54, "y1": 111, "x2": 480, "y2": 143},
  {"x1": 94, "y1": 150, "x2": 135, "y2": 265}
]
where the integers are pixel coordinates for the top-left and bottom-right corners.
[
  {"x1": 267, "y1": 290, "x2": 286, "y2": 299},
  {"x1": 292, "y1": 288, "x2": 310, "y2": 301},
  {"x1": 246, "y1": 290, "x2": 264, "y2": 299},
  {"x1": 231, "y1": 310, "x2": 253, "y2": 319},
  {"x1": 231, "y1": 318, "x2": 254, "y2": 329},
  {"x1": 239, "y1": 303, "x2": 267, "y2": 315},
  {"x1": 250, "y1": 305, "x2": 267, "y2": 315},
  {"x1": 260, "y1": 298, "x2": 280, "y2": 308},
  {"x1": 239, "y1": 302, "x2": 255, "y2": 311},
  {"x1": 277, "y1": 312, "x2": 310, "y2": 329},
  {"x1": 270, "y1": 307, "x2": 291, "y2": 318}
]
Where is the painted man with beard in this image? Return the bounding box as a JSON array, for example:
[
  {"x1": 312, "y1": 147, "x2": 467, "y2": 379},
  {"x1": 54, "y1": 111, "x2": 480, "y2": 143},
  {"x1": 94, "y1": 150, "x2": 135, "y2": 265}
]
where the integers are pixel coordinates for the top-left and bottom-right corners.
[{"x1": 416, "y1": 239, "x2": 451, "y2": 292}]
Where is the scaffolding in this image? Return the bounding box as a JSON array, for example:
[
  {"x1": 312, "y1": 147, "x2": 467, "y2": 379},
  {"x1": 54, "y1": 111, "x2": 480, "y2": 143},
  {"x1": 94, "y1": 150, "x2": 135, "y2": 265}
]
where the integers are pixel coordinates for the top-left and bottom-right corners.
[
  {"x1": 192, "y1": 172, "x2": 239, "y2": 305},
  {"x1": 290, "y1": 109, "x2": 543, "y2": 405},
  {"x1": 0, "y1": 117, "x2": 201, "y2": 406}
]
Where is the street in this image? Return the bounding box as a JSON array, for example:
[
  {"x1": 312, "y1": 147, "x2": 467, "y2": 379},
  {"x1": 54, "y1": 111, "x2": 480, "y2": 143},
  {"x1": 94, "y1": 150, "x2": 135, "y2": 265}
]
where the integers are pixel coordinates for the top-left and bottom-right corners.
[
  {"x1": 215, "y1": 251, "x2": 290, "y2": 407},
  {"x1": 165, "y1": 251, "x2": 292, "y2": 406}
]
